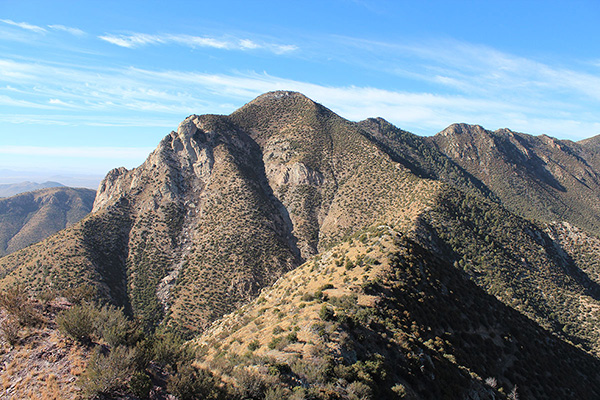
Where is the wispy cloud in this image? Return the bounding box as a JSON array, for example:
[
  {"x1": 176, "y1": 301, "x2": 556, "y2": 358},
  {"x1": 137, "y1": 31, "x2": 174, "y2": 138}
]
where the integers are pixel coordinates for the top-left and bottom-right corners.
[
  {"x1": 98, "y1": 32, "x2": 298, "y2": 54},
  {"x1": 0, "y1": 19, "x2": 85, "y2": 37},
  {"x1": 47, "y1": 24, "x2": 86, "y2": 36},
  {"x1": 0, "y1": 19, "x2": 46, "y2": 33},
  {"x1": 2, "y1": 32, "x2": 600, "y2": 140},
  {"x1": 0, "y1": 145, "x2": 154, "y2": 159}
]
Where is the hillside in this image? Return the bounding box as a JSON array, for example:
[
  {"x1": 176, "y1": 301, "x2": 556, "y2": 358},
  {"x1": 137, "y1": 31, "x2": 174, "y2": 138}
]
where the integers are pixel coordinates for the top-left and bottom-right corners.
[
  {"x1": 0, "y1": 187, "x2": 96, "y2": 257},
  {"x1": 2, "y1": 91, "x2": 600, "y2": 399},
  {"x1": 197, "y1": 223, "x2": 600, "y2": 399},
  {"x1": 0, "y1": 181, "x2": 65, "y2": 198}
]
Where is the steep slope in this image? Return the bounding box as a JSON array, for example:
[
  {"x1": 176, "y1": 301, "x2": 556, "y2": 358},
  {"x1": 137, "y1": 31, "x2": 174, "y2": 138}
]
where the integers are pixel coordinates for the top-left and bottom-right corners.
[
  {"x1": 0, "y1": 187, "x2": 95, "y2": 257},
  {"x1": 421, "y1": 186, "x2": 600, "y2": 355},
  {"x1": 578, "y1": 134, "x2": 600, "y2": 172},
  {"x1": 229, "y1": 92, "x2": 438, "y2": 256},
  {"x1": 0, "y1": 181, "x2": 64, "y2": 198},
  {"x1": 197, "y1": 224, "x2": 600, "y2": 399},
  {"x1": 430, "y1": 124, "x2": 600, "y2": 236}
]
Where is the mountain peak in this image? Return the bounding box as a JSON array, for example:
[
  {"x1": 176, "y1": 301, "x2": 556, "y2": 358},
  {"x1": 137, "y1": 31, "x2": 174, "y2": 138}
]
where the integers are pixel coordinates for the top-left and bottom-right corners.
[
  {"x1": 233, "y1": 91, "x2": 319, "y2": 117},
  {"x1": 436, "y1": 123, "x2": 488, "y2": 137},
  {"x1": 251, "y1": 90, "x2": 311, "y2": 102}
]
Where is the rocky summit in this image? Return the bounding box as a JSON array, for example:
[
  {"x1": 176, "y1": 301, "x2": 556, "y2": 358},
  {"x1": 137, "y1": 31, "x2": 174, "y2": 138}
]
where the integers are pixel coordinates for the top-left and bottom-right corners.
[{"x1": 2, "y1": 91, "x2": 600, "y2": 399}]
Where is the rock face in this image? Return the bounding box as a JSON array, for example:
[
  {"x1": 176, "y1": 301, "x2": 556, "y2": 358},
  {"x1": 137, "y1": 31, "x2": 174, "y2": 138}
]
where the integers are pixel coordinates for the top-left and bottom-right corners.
[{"x1": 0, "y1": 187, "x2": 95, "y2": 256}]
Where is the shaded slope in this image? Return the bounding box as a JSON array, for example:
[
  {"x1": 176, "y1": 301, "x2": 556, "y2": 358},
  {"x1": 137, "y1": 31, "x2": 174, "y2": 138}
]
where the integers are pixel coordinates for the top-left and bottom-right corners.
[
  {"x1": 0, "y1": 187, "x2": 95, "y2": 256},
  {"x1": 421, "y1": 186, "x2": 600, "y2": 355},
  {"x1": 431, "y1": 124, "x2": 600, "y2": 236},
  {"x1": 358, "y1": 117, "x2": 496, "y2": 201}
]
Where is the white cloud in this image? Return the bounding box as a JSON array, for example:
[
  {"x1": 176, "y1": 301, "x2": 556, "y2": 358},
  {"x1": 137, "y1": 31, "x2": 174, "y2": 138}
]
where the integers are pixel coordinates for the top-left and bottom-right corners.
[
  {"x1": 0, "y1": 19, "x2": 46, "y2": 33},
  {"x1": 98, "y1": 33, "x2": 165, "y2": 48},
  {"x1": 2, "y1": 31, "x2": 600, "y2": 141},
  {"x1": 98, "y1": 32, "x2": 298, "y2": 54}
]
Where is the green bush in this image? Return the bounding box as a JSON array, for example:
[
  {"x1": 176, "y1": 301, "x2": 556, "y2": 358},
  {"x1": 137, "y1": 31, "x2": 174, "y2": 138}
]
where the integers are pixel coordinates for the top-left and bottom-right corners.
[
  {"x1": 152, "y1": 331, "x2": 186, "y2": 369},
  {"x1": 128, "y1": 371, "x2": 153, "y2": 398},
  {"x1": 95, "y1": 304, "x2": 138, "y2": 347},
  {"x1": 319, "y1": 305, "x2": 336, "y2": 321},
  {"x1": 79, "y1": 345, "x2": 136, "y2": 398},
  {"x1": 248, "y1": 339, "x2": 260, "y2": 351},
  {"x1": 56, "y1": 303, "x2": 98, "y2": 344}
]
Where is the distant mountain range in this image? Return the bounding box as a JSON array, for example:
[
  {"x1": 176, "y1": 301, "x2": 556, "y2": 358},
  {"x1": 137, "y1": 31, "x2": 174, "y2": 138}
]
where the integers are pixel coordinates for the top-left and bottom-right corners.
[
  {"x1": 0, "y1": 181, "x2": 65, "y2": 198},
  {"x1": 0, "y1": 186, "x2": 96, "y2": 257},
  {"x1": 2, "y1": 91, "x2": 600, "y2": 399}
]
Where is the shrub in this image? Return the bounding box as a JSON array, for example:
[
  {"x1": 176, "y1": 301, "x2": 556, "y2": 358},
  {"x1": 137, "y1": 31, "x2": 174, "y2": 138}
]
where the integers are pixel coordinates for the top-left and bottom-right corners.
[
  {"x1": 61, "y1": 284, "x2": 97, "y2": 305},
  {"x1": 168, "y1": 362, "x2": 225, "y2": 400},
  {"x1": 286, "y1": 331, "x2": 298, "y2": 343},
  {"x1": 248, "y1": 340, "x2": 260, "y2": 351},
  {"x1": 319, "y1": 305, "x2": 336, "y2": 321},
  {"x1": 95, "y1": 304, "x2": 136, "y2": 347},
  {"x1": 152, "y1": 331, "x2": 190, "y2": 370},
  {"x1": 347, "y1": 380, "x2": 373, "y2": 400},
  {"x1": 128, "y1": 371, "x2": 152, "y2": 398},
  {"x1": 56, "y1": 303, "x2": 98, "y2": 344},
  {"x1": 0, "y1": 315, "x2": 20, "y2": 346},
  {"x1": 79, "y1": 345, "x2": 136, "y2": 398},
  {"x1": 265, "y1": 386, "x2": 290, "y2": 400},
  {"x1": 232, "y1": 368, "x2": 268, "y2": 400},
  {"x1": 0, "y1": 284, "x2": 41, "y2": 326}
]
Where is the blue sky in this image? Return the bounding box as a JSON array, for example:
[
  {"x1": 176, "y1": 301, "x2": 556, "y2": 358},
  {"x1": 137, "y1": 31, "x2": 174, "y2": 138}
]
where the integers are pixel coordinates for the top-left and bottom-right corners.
[{"x1": 1, "y1": 0, "x2": 600, "y2": 187}]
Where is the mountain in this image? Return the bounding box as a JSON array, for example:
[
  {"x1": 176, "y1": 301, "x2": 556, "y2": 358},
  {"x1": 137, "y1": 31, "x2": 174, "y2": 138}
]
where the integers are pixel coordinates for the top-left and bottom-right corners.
[
  {"x1": 0, "y1": 181, "x2": 65, "y2": 198},
  {"x1": 3, "y1": 91, "x2": 600, "y2": 399},
  {"x1": 430, "y1": 123, "x2": 600, "y2": 236},
  {"x1": 0, "y1": 187, "x2": 96, "y2": 257}
]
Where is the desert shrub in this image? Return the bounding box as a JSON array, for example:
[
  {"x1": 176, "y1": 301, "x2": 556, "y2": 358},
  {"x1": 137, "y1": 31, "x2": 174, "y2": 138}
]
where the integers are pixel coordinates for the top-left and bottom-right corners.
[
  {"x1": 0, "y1": 284, "x2": 41, "y2": 326},
  {"x1": 319, "y1": 305, "x2": 336, "y2": 321},
  {"x1": 232, "y1": 368, "x2": 269, "y2": 399},
  {"x1": 347, "y1": 380, "x2": 373, "y2": 400},
  {"x1": 61, "y1": 284, "x2": 97, "y2": 304},
  {"x1": 272, "y1": 325, "x2": 284, "y2": 335},
  {"x1": 168, "y1": 361, "x2": 225, "y2": 400},
  {"x1": 152, "y1": 331, "x2": 190, "y2": 370},
  {"x1": 79, "y1": 345, "x2": 136, "y2": 398},
  {"x1": 248, "y1": 339, "x2": 260, "y2": 351},
  {"x1": 56, "y1": 303, "x2": 98, "y2": 344},
  {"x1": 286, "y1": 331, "x2": 298, "y2": 343},
  {"x1": 265, "y1": 386, "x2": 291, "y2": 400},
  {"x1": 391, "y1": 383, "x2": 407, "y2": 398},
  {"x1": 0, "y1": 315, "x2": 20, "y2": 346},
  {"x1": 95, "y1": 304, "x2": 138, "y2": 347}
]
